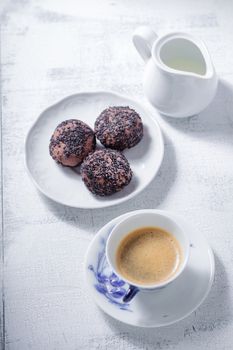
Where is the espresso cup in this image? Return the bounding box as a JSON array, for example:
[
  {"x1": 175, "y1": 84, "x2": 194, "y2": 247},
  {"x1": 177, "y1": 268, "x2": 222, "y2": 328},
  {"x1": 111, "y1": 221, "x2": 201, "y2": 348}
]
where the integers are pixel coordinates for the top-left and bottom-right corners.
[{"x1": 106, "y1": 211, "x2": 190, "y2": 303}]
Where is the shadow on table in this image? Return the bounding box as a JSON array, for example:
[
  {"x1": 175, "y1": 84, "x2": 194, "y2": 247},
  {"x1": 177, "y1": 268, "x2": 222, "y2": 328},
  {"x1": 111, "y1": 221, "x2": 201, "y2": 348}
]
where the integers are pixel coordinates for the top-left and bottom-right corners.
[
  {"x1": 160, "y1": 79, "x2": 233, "y2": 139},
  {"x1": 39, "y1": 131, "x2": 177, "y2": 232},
  {"x1": 101, "y1": 253, "x2": 230, "y2": 348}
]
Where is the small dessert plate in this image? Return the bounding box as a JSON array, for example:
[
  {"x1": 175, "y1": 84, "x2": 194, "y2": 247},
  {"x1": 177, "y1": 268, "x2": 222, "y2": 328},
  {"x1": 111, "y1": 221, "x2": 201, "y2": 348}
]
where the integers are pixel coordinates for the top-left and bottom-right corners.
[
  {"x1": 25, "y1": 91, "x2": 164, "y2": 209},
  {"x1": 84, "y1": 209, "x2": 215, "y2": 327}
]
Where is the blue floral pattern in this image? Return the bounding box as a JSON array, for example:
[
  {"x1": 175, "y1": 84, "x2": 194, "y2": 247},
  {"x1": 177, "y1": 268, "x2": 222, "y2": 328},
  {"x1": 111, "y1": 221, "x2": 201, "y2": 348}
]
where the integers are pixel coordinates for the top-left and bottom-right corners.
[{"x1": 88, "y1": 233, "x2": 131, "y2": 311}]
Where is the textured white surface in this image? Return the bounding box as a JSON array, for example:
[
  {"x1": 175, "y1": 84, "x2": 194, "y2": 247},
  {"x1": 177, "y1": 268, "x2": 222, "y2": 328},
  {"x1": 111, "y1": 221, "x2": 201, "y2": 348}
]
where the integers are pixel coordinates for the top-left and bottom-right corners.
[{"x1": 1, "y1": 0, "x2": 233, "y2": 349}]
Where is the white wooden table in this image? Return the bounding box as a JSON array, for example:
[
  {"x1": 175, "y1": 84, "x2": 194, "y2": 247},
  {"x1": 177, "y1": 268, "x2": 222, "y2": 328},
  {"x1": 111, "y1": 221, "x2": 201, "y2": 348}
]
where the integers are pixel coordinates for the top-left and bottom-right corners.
[{"x1": 1, "y1": 0, "x2": 233, "y2": 349}]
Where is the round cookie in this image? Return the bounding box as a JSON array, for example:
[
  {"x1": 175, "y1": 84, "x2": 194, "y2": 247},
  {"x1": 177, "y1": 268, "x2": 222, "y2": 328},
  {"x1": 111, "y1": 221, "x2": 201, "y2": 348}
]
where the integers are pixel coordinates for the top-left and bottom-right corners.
[
  {"x1": 49, "y1": 119, "x2": 96, "y2": 167},
  {"x1": 94, "y1": 106, "x2": 143, "y2": 151},
  {"x1": 80, "y1": 149, "x2": 132, "y2": 196}
]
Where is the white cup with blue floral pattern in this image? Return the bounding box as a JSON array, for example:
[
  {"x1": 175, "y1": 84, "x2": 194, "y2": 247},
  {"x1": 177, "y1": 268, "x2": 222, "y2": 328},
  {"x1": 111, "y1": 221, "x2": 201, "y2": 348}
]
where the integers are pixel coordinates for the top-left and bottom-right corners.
[{"x1": 106, "y1": 211, "x2": 190, "y2": 303}]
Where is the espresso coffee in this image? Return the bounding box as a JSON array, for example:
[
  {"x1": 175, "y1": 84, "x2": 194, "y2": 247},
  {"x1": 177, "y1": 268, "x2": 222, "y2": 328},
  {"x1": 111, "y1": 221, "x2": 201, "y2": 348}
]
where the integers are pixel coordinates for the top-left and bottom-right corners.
[{"x1": 116, "y1": 226, "x2": 182, "y2": 285}]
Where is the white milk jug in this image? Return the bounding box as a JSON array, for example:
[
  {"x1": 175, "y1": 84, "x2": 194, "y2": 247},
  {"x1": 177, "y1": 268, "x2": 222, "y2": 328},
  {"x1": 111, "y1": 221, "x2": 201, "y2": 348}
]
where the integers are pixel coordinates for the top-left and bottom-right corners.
[{"x1": 133, "y1": 26, "x2": 218, "y2": 118}]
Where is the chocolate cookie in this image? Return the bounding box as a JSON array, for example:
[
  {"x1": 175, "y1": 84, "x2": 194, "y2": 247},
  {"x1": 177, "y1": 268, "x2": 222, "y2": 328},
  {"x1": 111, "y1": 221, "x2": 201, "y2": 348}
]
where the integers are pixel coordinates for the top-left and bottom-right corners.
[
  {"x1": 49, "y1": 119, "x2": 96, "y2": 167},
  {"x1": 94, "y1": 106, "x2": 143, "y2": 151},
  {"x1": 80, "y1": 149, "x2": 132, "y2": 196}
]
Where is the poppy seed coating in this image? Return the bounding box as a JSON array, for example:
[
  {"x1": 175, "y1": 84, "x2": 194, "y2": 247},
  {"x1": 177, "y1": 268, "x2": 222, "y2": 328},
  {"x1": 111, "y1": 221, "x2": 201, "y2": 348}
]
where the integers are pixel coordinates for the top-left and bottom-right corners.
[
  {"x1": 80, "y1": 149, "x2": 132, "y2": 196},
  {"x1": 94, "y1": 106, "x2": 143, "y2": 151},
  {"x1": 49, "y1": 119, "x2": 96, "y2": 167}
]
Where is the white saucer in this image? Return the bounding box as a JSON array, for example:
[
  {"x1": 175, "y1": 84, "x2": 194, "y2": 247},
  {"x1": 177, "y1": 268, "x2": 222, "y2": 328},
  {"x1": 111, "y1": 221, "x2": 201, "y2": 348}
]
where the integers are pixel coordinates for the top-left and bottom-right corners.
[
  {"x1": 25, "y1": 91, "x2": 164, "y2": 209},
  {"x1": 84, "y1": 209, "x2": 215, "y2": 327}
]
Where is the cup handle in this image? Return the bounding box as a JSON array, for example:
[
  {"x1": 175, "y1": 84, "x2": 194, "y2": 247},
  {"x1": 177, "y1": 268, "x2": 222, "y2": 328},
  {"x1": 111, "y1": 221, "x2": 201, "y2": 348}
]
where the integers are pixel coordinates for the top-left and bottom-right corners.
[
  {"x1": 123, "y1": 285, "x2": 139, "y2": 303},
  {"x1": 132, "y1": 26, "x2": 158, "y2": 62}
]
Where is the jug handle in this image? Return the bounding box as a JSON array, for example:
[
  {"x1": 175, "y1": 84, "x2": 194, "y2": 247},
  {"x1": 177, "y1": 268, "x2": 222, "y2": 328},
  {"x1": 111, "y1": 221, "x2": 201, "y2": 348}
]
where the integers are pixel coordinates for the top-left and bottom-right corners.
[{"x1": 132, "y1": 26, "x2": 158, "y2": 62}]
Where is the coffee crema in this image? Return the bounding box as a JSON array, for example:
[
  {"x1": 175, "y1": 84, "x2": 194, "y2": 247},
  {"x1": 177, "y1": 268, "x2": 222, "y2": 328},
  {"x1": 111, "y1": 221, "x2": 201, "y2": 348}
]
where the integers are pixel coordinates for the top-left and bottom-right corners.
[{"x1": 116, "y1": 226, "x2": 182, "y2": 285}]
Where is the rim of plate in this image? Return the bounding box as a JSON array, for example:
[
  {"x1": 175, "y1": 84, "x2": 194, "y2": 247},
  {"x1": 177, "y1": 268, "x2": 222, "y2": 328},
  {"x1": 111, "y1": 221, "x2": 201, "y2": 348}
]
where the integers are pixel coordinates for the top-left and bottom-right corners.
[
  {"x1": 24, "y1": 91, "x2": 164, "y2": 209},
  {"x1": 84, "y1": 209, "x2": 215, "y2": 327}
]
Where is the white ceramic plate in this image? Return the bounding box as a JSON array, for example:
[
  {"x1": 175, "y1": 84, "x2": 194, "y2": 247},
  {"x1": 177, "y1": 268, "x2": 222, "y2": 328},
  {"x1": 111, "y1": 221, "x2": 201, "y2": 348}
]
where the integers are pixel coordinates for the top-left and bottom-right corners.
[
  {"x1": 25, "y1": 91, "x2": 164, "y2": 208},
  {"x1": 84, "y1": 209, "x2": 215, "y2": 327}
]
